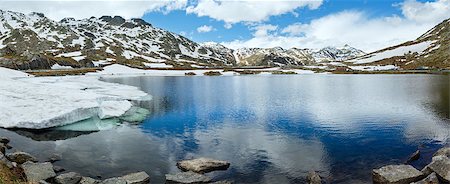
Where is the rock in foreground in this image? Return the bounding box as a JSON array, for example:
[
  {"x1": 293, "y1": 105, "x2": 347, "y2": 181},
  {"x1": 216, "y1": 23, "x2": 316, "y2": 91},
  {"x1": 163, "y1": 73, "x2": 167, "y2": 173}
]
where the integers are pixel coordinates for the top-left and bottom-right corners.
[
  {"x1": 54, "y1": 172, "x2": 82, "y2": 184},
  {"x1": 307, "y1": 171, "x2": 322, "y2": 184},
  {"x1": 411, "y1": 172, "x2": 440, "y2": 184},
  {"x1": 372, "y1": 164, "x2": 423, "y2": 184},
  {"x1": 21, "y1": 161, "x2": 56, "y2": 182},
  {"x1": 426, "y1": 155, "x2": 450, "y2": 182},
  {"x1": 7, "y1": 151, "x2": 37, "y2": 164},
  {"x1": 165, "y1": 171, "x2": 211, "y2": 184},
  {"x1": 177, "y1": 158, "x2": 230, "y2": 173},
  {"x1": 119, "y1": 171, "x2": 150, "y2": 184}
]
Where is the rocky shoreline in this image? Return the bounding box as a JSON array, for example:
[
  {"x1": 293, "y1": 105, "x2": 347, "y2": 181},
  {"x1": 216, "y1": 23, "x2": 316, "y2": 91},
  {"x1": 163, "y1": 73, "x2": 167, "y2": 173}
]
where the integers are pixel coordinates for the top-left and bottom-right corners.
[{"x1": 1, "y1": 136, "x2": 449, "y2": 184}]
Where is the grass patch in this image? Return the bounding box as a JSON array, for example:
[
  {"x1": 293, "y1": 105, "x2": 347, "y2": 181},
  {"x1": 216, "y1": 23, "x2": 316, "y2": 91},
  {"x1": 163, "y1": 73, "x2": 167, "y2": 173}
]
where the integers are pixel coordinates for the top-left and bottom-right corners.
[
  {"x1": 25, "y1": 68, "x2": 101, "y2": 76},
  {"x1": 203, "y1": 71, "x2": 222, "y2": 76},
  {"x1": 185, "y1": 72, "x2": 197, "y2": 76},
  {"x1": 0, "y1": 163, "x2": 27, "y2": 184},
  {"x1": 271, "y1": 71, "x2": 297, "y2": 75},
  {"x1": 235, "y1": 70, "x2": 261, "y2": 75}
]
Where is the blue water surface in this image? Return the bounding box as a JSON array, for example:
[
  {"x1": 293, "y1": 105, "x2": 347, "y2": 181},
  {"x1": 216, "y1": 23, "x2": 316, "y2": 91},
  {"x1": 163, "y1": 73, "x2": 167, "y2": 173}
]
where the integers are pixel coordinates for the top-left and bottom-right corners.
[{"x1": 1, "y1": 74, "x2": 449, "y2": 183}]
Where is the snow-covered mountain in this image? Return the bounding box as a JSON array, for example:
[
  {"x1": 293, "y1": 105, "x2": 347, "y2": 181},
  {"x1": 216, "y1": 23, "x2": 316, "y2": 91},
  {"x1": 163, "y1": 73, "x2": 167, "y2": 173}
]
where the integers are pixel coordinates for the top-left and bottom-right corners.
[
  {"x1": 346, "y1": 18, "x2": 449, "y2": 69},
  {"x1": 0, "y1": 9, "x2": 366, "y2": 69},
  {"x1": 208, "y1": 45, "x2": 364, "y2": 67}
]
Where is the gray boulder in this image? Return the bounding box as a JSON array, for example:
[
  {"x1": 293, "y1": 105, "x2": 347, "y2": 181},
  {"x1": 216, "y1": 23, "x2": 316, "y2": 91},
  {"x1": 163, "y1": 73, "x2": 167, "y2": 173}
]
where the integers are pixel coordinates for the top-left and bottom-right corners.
[
  {"x1": 427, "y1": 155, "x2": 450, "y2": 182},
  {"x1": 0, "y1": 137, "x2": 10, "y2": 144},
  {"x1": 120, "y1": 171, "x2": 150, "y2": 184},
  {"x1": 21, "y1": 161, "x2": 56, "y2": 182},
  {"x1": 165, "y1": 171, "x2": 211, "y2": 184},
  {"x1": 79, "y1": 177, "x2": 100, "y2": 184},
  {"x1": 0, "y1": 144, "x2": 6, "y2": 154},
  {"x1": 7, "y1": 151, "x2": 37, "y2": 164},
  {"x1": 54, "y1": 172, "x2": 82, "y2": 184},
  {"x1": 177, "y1": 158, "x2": 230, "y2": 173},
  {"x1": 411, "y1": 172, "x2": 440, "y2": 184},
  {"x1": 307, "y1": 171, "x2": 322, "y2": 184},
  {"x1": 433, "y1": 147, "x2": 450, "y2": 158},
  {"x1": 372, "y1": 164, "x2": 423, "y2": 184},
  {"x1": 0, "y1": 152, "x2": 16, "y2": 168},
  {"x1": 99, "y1": 177, "x2": 127, "y2": 184}
]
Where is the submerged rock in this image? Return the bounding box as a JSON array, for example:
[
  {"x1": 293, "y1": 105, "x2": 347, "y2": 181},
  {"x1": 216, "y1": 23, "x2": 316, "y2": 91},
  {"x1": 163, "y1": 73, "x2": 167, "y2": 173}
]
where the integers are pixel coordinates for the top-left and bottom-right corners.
[
  {"x1": 53, "y1": 165, "x2": 65, "y2": 173},
  {"x1": 120, "y1": 171, "x2": 150, "y2": 184},
  {"x1": 426, "y1": 155, "x2": 450, "y2": 182},
  {"x1": 48, "y1": 153, "x2": 62, "y2": 163},
  {"x1": 7, "y1": 151, "x2": 37, "y2": 164},
  {"x1": 54, "y1": 172, "x2": 82, "y2": 184},
  {"x1": 407, "y1": 150, "x2": 421, "y2": 163},
  {"x1": 165, "y1": 171, "x2": 211, "y2": 184},
  {"x1": 411, "y1": 172, "x2": 440, "y2": 184},
  {"x1": 21, "y1": 161, "x2": 56, "y2": 182},
  {"x1": 307, "y1": 171, "x2": 322, "y2": 184},
  {"x1": 372, "y1": 164, "x2": 423, "y2": 184},
  {"x1": 0, "y1": 144, "x2": 5, "y2": 154},
  {"x1": 0, "y1": 137, "x2": 10, "y2": 144},
  {"x1": 177, "y1": 158, "x2": 230, "y2": 173}
]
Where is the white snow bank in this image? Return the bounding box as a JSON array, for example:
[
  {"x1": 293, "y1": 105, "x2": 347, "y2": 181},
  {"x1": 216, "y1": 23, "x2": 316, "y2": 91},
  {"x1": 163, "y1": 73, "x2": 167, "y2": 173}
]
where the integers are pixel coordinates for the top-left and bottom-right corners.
[
  {"x1": 89, "y1": 64, "x2": 318, "y2": 77},
  {"x1": 350, "y1": 41, "x2": 433, "y2": 64},
  {"x1": 0, "y1": 67, "x2": 32, "y2": 78},
  {"x1": 51, "y1": 64, "x2": 73, "y2": 70},
  {"x1": 349, "y1": 65, "x2": 398, "y2": 71},
  {"x1": 0, "y1": 75, "x2": 151, "y2": 129},
  {"x1": 143, "y1": 62, "x2": 174, "y2": 68}
]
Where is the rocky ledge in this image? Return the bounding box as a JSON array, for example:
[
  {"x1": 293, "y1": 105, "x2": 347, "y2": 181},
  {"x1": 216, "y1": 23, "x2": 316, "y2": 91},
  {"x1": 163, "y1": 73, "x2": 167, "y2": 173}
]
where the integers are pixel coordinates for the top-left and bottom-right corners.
[{"x1": 373, "y1": 147, "x2": 450, "y2": 184}]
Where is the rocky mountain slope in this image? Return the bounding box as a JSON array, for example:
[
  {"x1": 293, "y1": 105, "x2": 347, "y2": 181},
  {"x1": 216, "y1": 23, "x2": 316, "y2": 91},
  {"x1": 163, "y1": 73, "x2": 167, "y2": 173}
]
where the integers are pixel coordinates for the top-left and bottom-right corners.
[
  {"x1": 0, "y1": 9, "x2": 366, "y2": 70},
  {"x1": 346, "y1": 18, "x2": 449, "y2": 69}
]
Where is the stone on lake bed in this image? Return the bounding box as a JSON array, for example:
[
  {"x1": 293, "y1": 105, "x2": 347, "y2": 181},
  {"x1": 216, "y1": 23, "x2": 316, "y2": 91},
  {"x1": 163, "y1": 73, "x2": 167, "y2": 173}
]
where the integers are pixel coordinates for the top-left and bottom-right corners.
[
  {"x1": 407, "y1": 150, "x2": 421, "y2": 162},
  {"x1": 21, "y1": 161, "x2": 56, "y2": 182},
  {"x1": 177, "y1": 158, "x2": 230, "y2": 173},
  {"x1": 7, "y1": 151, "x2": 37, "y2": 164},
  {"x1": 372, "y1": 164, "x2": 423, "y2": 184},
  {"x1": 165, "y1": 171, "x2": 211, "y2": 184},
  {"x1": 119, "y1": 171, "x2": 150, "y2": 184},
  {"x1": 0, "y1": 137, "x2": 10, "y2": 144},
  {"x1": 54, "y1": 172, "x2": 82, "y2": 184}
]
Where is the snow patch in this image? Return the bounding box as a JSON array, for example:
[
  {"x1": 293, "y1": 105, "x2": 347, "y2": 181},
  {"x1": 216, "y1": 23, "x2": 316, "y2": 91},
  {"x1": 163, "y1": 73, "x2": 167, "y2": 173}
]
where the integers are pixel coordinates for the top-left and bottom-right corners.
[{"x1": 51, "y1": 64, "x2": 73, "y2": 70}]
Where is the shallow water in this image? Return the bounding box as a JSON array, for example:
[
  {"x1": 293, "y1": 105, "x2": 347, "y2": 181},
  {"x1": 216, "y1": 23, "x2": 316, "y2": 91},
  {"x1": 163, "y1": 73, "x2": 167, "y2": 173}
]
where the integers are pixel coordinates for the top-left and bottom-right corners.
[{"x1": 1, "y1": 74, "x2": 449, "y2": 183}]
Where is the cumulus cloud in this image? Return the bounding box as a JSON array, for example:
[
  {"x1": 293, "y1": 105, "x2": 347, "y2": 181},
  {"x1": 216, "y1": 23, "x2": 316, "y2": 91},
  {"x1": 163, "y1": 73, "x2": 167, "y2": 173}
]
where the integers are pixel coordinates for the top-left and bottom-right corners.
[
  {"x1": 186, "y1": 0, "x2": 323, "y2": 24},
  {"x1": 223, "y1": 0, "x2": 450, "y2": 52},
  {"x1": 0, "y1": 0, "x2": 188, "y2": 20},
  {"x1": 196, "y1": 25, "x2": 214, "y2": 33}
]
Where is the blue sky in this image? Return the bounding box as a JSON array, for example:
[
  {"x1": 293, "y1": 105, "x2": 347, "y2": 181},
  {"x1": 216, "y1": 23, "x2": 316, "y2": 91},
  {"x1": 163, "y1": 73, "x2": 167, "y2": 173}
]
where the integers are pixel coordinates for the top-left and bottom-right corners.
[
  {"x1": 1, "y1": 0, "x2": 449, "y2": 52},
  {"x1": 143, "y1": 0, "x2": 412, "y2": 43}
]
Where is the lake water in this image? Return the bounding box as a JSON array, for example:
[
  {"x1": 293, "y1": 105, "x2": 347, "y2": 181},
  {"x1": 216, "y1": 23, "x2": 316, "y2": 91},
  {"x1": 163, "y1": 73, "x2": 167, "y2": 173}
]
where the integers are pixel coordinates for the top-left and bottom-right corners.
[{"x1": 1, "y1": 74, "x2": 449, "y2": 183}]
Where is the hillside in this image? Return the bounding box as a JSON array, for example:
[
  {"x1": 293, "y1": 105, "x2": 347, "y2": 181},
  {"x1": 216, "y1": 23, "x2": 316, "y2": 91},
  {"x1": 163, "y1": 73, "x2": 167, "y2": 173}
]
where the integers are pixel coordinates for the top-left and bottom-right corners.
[
  {"x1": 0, "y1": 9, "x2": 369, "y2": 70},
  {"x1": 346, "y1": 18, "x2": 450, "y2": 69}
]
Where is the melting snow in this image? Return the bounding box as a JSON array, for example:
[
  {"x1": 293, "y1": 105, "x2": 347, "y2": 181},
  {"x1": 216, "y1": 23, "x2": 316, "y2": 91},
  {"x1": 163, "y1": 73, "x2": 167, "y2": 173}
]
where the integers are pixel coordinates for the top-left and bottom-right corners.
[
  {"x1": 0, "y1": 66, "x2": 150, "y2": 129},
  {"x1": 51, "y1": 64, "x2": 73, "y2": 70},
  {"x1": 350, "y1": 41, "x2": 433, "y2": 64},
  {"x1": 144, "y1": 63, "x2": 173, "y2": 68}
]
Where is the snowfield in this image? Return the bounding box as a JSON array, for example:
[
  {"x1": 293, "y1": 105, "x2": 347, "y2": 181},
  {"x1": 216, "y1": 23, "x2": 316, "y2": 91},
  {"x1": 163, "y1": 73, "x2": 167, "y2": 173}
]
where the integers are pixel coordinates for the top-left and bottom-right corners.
[
  {"x1": 0, "y1": 67, "x2": 151, "y2": 129},
  {"x1": 348, "y1": 41, "x2": 433, "y2": 64},
  {"x1": 88, "y1": 64, "x2": 316, "y2": 76}
]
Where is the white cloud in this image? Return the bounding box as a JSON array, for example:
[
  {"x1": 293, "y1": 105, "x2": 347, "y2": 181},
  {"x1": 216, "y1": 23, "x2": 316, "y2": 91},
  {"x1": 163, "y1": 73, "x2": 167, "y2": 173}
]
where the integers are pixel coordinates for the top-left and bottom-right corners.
[
  {"x1": 223, "y1": 0, "x2": 450, "y2": 52},
  {"x1": 0, "y1": 0, "x2": 188, "y2": 20},
  {"x1": 186, "y1": 0, "x2": 323, "y2": 25},
  {"x1": 196, "y1": 25, "x2": 214, "y2": 33}
]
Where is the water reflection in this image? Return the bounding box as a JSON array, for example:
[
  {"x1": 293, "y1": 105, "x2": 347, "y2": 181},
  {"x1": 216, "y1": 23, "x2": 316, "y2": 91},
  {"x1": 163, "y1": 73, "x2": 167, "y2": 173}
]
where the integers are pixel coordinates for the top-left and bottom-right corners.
[{"x1": 0, "y1": 75, "x2": 448, "y2": 184}]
